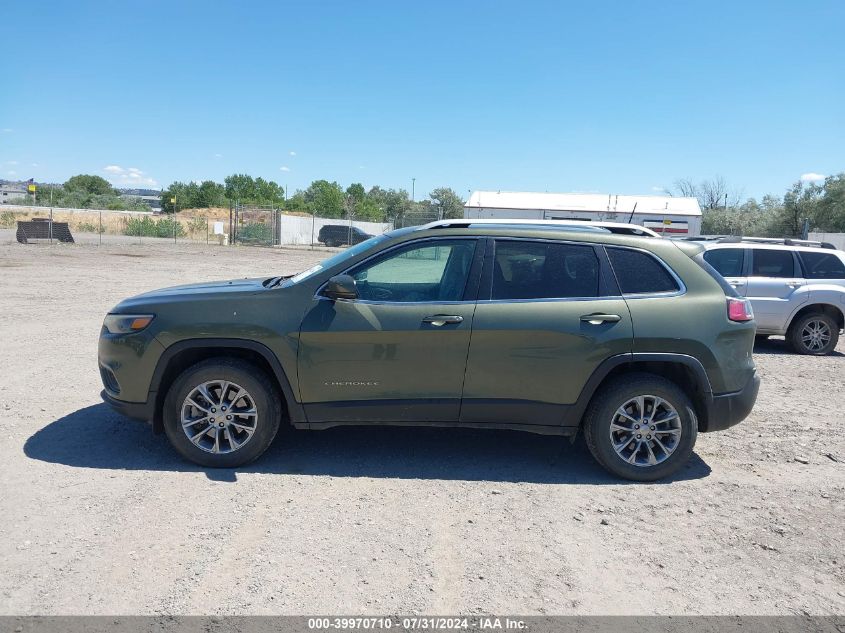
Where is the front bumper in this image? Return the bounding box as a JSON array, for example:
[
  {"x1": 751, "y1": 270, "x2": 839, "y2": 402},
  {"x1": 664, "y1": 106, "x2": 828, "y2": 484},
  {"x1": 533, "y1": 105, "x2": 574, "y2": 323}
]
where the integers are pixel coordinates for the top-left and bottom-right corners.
[
  {"x1": 101, "y1": 389, "x2": 154, "y2": 423},
  {"x1": 702, "y1": 372, "x2": 761, "y2": 432}
]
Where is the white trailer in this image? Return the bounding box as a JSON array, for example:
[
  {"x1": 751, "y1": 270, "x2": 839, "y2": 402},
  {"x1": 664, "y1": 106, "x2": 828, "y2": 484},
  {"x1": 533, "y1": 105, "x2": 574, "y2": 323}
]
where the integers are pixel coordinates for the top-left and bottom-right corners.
[{"x1": 464, "y1": 191, "x2": 702, "y2": 236}]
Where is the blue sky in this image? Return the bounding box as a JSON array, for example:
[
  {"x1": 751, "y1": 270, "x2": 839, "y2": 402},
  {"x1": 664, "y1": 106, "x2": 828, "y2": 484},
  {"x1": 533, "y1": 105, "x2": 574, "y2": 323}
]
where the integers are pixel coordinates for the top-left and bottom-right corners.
[{"x1": 1, "y1": 0, "x2": 843, "y2": 200}]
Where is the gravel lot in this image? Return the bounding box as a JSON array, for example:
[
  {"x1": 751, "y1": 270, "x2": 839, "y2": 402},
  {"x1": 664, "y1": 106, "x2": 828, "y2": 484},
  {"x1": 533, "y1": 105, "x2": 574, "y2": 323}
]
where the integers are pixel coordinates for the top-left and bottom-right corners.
[{"x1": 1, "y1": 234, "x2": 843, "y2": 616}]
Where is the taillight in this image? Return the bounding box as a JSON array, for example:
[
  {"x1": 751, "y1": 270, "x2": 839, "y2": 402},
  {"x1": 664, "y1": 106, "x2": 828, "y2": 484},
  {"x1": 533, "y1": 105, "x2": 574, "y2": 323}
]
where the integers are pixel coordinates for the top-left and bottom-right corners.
[{"x1": 727, "y1": 297, "x2": 754, "y2": 322}]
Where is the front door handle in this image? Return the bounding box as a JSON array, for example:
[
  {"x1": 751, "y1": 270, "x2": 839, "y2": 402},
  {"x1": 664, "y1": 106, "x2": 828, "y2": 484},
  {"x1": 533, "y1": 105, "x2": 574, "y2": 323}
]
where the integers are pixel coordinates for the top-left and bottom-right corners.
[
  {"x1": 580, "y1": 313, "x2": 621, "y2": 325},
  {"x1": 422, "y1": 315, "x2": 464, "y2": 326},
  {"x1": 786, "y1": 280, "x2": 803, "y2": 288}
]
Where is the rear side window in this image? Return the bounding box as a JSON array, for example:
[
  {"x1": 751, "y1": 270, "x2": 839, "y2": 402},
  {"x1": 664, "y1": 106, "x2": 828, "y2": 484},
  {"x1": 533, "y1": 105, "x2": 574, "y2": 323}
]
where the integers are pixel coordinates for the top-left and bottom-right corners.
[
  {"x1": 606, "y1": 248, "x2": 680, "y2": 294},
  {"x1": 703, "y1": 248, "x2": 745, "y2": 277},
  {"x1": 492, "y1": 240, "x2": 599, "y2": 299},
  {"x1": 799, "y1": 251, "x2": 845, "y2": 279},
  {"x1": 751, "y1": 249, "x2": 795, "y2": 277}
]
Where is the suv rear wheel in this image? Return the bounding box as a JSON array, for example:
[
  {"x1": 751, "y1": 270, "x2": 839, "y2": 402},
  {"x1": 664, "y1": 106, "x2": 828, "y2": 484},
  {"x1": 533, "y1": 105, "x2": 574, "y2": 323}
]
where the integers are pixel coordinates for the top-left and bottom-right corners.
[
  {"x1": 163, "y1": 358, "x2": 282, "y2": 468},
  {"x1": 583, "y1": 373, "x2": 698, "y2": 481},
  {"x1": 788, "y1": 312, "x2": 839, "y2": 356}
]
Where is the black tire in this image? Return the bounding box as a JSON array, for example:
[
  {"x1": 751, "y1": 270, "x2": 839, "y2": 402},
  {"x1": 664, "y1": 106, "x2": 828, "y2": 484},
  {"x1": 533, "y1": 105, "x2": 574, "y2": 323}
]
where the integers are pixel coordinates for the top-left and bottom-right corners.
[
  {"x1": 582, "y1": 373, "x2": 698, "y2": 482},
  {"x1": 755, "y1": 334, "x2": 769, "y2": 343},
  {"x1": 163, "y1": 358, "x2": 282, "y2": 468},
  {"x1": 788, "y1": 312, "x2": 839, "y2": 356},
  {"x1": 324, "y1": 238, "x2": 336, "y2": 247}
]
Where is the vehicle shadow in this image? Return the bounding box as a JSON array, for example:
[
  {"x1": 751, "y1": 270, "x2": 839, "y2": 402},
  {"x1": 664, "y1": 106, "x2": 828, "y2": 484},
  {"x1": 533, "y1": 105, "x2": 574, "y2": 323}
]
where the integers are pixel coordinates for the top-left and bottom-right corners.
[
  {"x1": 754, "y1": 336, "x2": 845, "y2": 357},
  {"x1": 24, "y1": 404, "x2": 712, "y2": 485}
]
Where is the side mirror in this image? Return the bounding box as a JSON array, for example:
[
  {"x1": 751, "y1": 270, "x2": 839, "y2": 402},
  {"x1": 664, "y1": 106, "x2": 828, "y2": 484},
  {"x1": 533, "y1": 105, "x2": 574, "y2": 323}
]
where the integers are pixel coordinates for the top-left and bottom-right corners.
[{"x1": 322, "y1": 274, "x2": 358, "y2": 300}]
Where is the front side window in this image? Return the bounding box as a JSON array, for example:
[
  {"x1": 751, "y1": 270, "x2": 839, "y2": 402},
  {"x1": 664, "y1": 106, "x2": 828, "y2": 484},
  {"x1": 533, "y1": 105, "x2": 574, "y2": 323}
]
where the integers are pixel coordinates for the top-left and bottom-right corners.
[
  {"x1": 799, "y1": 251, "x2": 845, "y2": 279},
  {"x1": 751, "y1": 249, "x2": 795, "y2": 278},
  {"x1": 350, "y1": 239, "x2": 477, "y2": 302},
  {"x1": 606, "y1": 247, "x2": 680, "y2": 294},
  {"x1": 492, "y1": 240, "x2": 600, "y2": 300},
  {"x1": 703, "y1": 248, "x2": 745, "y2": 278}
]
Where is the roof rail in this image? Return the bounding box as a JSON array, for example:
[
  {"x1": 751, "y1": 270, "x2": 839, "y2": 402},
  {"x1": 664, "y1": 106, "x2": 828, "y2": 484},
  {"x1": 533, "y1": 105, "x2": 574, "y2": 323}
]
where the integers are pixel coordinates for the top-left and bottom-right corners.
[
  {"x1": 716, "y1": 236, "x2": 836, "y2": 249},
  {"x1": 421, "y1": 218, "x2": 660, "y2": 236}
]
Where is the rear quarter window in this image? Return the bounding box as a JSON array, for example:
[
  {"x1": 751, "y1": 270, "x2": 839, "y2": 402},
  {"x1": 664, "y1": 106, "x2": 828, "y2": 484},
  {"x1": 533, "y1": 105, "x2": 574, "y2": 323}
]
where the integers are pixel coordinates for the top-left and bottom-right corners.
[
  {"x1": 799, "y1": 251, "x2": 845, "y2": 279},
  {"x1": 606, "y1": 247, "x2": 680, "y2": 294}
]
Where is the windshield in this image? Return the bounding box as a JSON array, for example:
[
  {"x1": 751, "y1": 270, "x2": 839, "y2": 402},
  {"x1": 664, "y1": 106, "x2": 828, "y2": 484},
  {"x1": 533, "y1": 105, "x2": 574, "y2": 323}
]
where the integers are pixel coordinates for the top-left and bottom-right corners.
[{"x1": 284, "y1": 234, "x2": 390, "y2": 285}]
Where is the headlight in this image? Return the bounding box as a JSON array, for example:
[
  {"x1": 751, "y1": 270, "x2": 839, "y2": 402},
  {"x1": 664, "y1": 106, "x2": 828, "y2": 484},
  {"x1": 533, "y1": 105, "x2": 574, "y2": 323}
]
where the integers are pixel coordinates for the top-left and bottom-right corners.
[{"x1": 103, "y1": 314, "x2": 155, "y2": 334}]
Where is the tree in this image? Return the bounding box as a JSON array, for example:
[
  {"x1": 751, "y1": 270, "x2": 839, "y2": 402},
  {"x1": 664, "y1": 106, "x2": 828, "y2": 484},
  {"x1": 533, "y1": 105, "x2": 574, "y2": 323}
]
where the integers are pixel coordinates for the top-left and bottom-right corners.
[
  {"x1": 224, "y1": 174, "x2": 256, "y2": 203},
  {"x1": 674, "y1": 176, "x2": 741, "y2": 210},
  {"x1": 367, "y1": 186, "x2": 412, "y2": 221},
  {"x1": 814, "y1": 174, "x2": 845, "y2": 232},
  {"x1": 429, "y1": 187, "x2": 465, "y2": 219},
  {"x1": 303, "y1": 180, "x2": 345, "y2": 218},
  {"x1": 64, "y1": 174, "x2": 116, "y2": 196},
  {"x1": 779, "y1": 180, "x2": 823, "y2": 237}
]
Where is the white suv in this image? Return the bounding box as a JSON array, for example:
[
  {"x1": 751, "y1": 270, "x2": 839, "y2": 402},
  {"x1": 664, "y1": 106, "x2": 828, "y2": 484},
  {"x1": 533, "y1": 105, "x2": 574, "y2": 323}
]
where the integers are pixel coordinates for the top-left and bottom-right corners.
[{"x1": 700, "y1": 238, "x2": 845, "y2": 355}]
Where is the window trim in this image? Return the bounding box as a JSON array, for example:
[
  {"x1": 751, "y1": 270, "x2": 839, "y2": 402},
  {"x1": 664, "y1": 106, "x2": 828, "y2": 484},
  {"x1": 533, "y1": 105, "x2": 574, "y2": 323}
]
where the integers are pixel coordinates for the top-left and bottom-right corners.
[
  {"x1": 314, "y1": 236, "x2": 484, "y2": 305},
  {"x1": 477, "y1": 237, "x2": 619, "y2": 303},
  {"x1": 604, "y1": 245, "x2": 687, "y2": 298}
]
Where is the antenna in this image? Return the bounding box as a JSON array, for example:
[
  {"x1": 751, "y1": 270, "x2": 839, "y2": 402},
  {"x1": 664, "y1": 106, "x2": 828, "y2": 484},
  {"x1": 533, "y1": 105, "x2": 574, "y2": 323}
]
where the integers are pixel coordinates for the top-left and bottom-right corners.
[{"x1": 627, "y1": 202, "x2": 638, "y2": 223}]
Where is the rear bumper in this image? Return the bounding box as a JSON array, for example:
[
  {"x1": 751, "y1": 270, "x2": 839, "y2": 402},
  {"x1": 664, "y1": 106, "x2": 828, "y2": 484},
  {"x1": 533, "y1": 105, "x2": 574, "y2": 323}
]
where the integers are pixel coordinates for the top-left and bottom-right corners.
[
  {"x1": 101, "y1": 389, "x2": 154, "y2": 423},
  {"x1": 702, "y1": 372, "x2": 760, "y2": 432}
]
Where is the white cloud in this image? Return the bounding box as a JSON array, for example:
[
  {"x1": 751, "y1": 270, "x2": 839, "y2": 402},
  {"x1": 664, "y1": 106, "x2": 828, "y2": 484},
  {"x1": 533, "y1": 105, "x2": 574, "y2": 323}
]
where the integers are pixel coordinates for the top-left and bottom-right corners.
[
  {"x1": 31, "y1": 163, "x2": 38, "y2": 167},
  {"x1": 7, "y1": 170, "x2": 16, "y2": 176},
  {"x1": 1, "y1": 128, "x2": 12, "y2": 133},
  {"x1": 289, "y1": 151, "x2": 296, "y2": 156},
  {"x1": 800, "y1": 172, "x2": 826, "y2": 182},
  {"x1": 358, "y1": 165, "x2": 366, "y2": 170},
  {"x1": 280, "y1": 166, "x2": 290, "y2": 172},
  {"x1": 102, "y1": 164, "x2": 158, "y2": 187},
  {"x1": 5, "y1": 160, "x2": 18, "y2": 165},
  {"x1": 213, "y1": 153, "x2": 223, "y2": 158}
]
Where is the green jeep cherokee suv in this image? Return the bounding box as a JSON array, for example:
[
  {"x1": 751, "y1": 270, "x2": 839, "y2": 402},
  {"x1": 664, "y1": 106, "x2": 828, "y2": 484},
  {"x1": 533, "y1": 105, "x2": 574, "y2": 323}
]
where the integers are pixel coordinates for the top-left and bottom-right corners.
[{"x1": 99, "y1": 221, "x2": 760, "y2": 480}]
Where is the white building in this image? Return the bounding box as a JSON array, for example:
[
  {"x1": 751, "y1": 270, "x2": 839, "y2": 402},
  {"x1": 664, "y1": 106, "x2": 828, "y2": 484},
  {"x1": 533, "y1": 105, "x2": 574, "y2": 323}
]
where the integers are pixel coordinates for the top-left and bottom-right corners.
[
  {"x1": 464, "y1": 191, "x2": 702, "y2": 236},
  {"x1": 0, "y1": 183, "x2": 29, "y2": 204}
]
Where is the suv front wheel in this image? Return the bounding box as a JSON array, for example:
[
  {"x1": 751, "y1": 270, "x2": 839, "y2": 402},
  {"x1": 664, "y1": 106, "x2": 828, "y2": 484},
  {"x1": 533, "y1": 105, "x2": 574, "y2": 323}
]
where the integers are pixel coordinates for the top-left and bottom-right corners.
[
  {"x1": 163, "y1": 358, "x2": 282, "y2": 468},
  {"x1": 788, "y1": 312, "x2": 839, "y2": 356},
  {"x1": 583, "y1": 373, "x2": 698, "y2": 481}
]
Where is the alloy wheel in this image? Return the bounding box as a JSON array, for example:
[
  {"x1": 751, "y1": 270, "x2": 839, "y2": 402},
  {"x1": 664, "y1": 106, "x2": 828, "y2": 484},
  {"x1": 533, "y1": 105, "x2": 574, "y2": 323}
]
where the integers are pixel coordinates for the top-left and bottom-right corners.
[
  {"x1": 801, "y1": 319, "x2": 832, "y2": 352},
  {"x1": 609, "y1": 395, "x2": 682, "y2": 467},
  {"x1": 180, "y1": 380, "x2": 258, "y2": 454}
]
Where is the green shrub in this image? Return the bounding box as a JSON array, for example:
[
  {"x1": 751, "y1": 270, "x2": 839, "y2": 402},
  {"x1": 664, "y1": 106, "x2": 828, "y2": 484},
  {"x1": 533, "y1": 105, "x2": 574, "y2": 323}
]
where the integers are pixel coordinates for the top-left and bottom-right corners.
[
  {"x1": 123, "y1": 216, "x2": 185, "y2": 238},
  {"x1": 237, "y1": 222, "x2": 273, "y2": 243},
  {"x1": 154, "y1": 216, "x2": 186, "y2": 238}
]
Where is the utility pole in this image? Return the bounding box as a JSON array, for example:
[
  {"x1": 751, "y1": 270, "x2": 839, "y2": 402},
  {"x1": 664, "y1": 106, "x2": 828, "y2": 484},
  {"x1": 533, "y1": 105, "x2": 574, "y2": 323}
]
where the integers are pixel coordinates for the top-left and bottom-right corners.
[{"x1": 411, "y1": 177, "x2": 416, "y2": 202}]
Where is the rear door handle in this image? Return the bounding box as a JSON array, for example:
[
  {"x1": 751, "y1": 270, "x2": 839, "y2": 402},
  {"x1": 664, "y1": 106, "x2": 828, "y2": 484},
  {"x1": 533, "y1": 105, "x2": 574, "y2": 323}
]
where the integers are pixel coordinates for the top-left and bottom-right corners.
[
  {"x1": 422, "y1": 315, "x2": 464, "y2": 326},
  {"x1": 786, "y1": 280, "x2": 803, "y2": 288},
  {"x1": 580, "y1": 313, "x2": 621, "y2": 324}
]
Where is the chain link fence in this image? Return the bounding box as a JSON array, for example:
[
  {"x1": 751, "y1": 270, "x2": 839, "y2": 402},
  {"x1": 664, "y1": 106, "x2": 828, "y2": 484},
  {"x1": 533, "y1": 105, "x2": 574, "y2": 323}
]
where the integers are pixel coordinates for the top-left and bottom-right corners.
[
  {"x1": 1, "y1": 204, "x2": 446, "y2": 249},
  {"x1": 0, "y1": 205, "x2": 228, "y2": 246}
]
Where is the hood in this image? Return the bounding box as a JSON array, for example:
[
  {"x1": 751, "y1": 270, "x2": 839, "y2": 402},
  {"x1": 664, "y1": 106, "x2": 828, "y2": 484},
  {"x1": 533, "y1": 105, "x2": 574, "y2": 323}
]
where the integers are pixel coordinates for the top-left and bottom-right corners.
[{"x1": 113, "y1": 277, "x2": 270, "y2": 311}]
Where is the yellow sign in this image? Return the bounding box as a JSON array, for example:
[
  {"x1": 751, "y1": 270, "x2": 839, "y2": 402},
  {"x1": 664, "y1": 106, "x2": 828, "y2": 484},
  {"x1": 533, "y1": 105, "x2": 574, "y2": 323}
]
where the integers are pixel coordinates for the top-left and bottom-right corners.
[
  {"x1": 170, "y1": 197, "x2": 176, "y2": 203},
  {"x1": 663, "y1": 219, "x2": 672, "y2": 225},
  {"x1": 27, "y1": 184, "x2": 36, "y2": 193}
]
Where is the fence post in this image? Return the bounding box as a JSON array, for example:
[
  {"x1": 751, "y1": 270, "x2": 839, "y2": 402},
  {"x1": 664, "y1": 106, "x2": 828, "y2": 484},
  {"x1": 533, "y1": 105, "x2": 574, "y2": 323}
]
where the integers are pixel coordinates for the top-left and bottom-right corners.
[
  {"x1": 99, "y1": 211, "x2": 102, "y2": 246},
  {"x1": 311, "y1": 214, "x2": 315, "y2": 249},
  {"x1": 49, "y1": 207, "x2": 53, "y2": 245},
  {"x1": 207, "y1": 219, "x2": 209, "y2": 245}
]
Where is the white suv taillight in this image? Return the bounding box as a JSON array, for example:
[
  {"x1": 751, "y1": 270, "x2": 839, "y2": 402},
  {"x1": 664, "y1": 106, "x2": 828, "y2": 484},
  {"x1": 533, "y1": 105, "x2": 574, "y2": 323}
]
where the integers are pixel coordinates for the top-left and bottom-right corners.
[{"x1": 727, "y1": 297, "x2": 754, "y2": 322}]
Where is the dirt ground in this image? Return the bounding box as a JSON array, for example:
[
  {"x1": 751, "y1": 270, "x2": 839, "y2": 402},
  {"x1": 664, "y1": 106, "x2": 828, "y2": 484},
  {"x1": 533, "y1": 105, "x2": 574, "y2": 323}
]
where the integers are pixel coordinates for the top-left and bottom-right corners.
[{"x1": 1, "y1": 233, "x2": 843, "y2": 616}]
